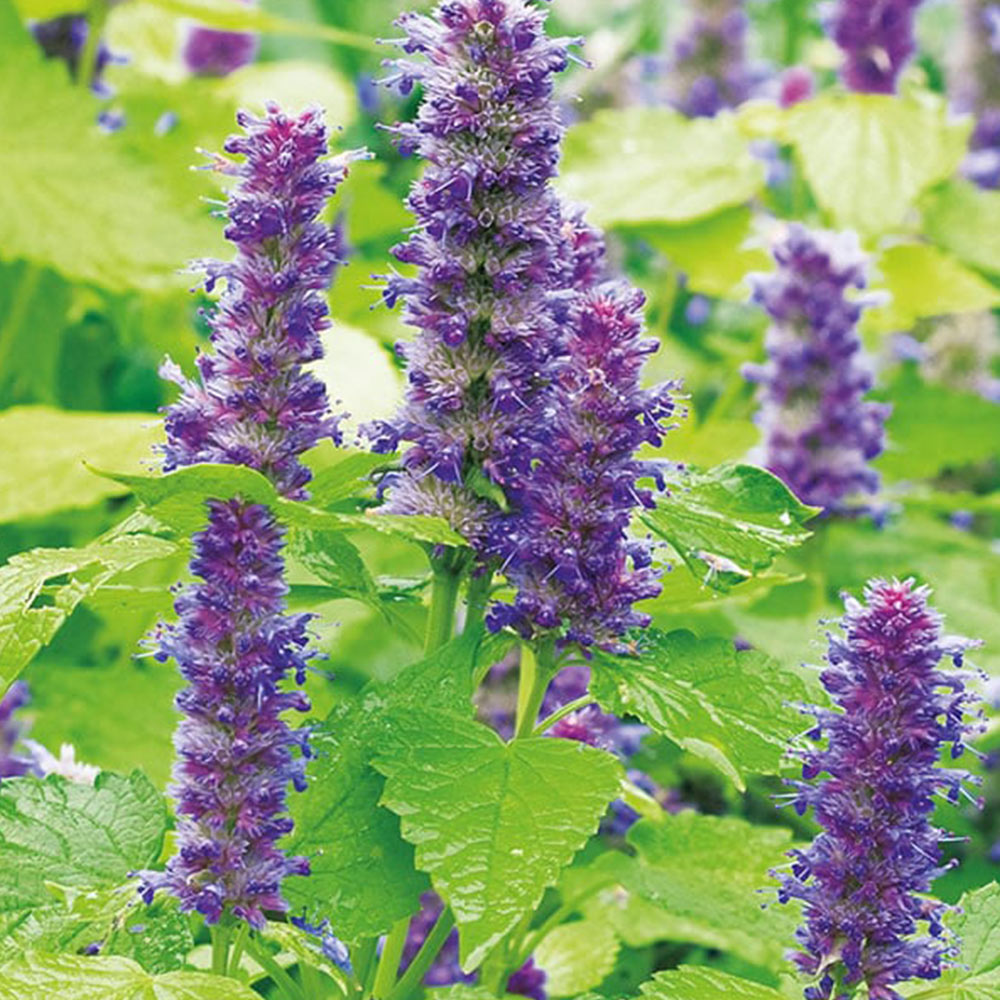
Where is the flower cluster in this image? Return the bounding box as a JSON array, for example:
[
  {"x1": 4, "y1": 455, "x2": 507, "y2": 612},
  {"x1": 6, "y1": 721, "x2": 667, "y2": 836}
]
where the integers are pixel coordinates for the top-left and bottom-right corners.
[
  {"x1": 0, "y1": 682, "x2": 35, "y2": 780},
  {"x1": 827, "y1": 0, "x2": 923, "y2": 94},
  {"x1": 364, "y1": 0, "x2": 581, "y2": 548},
  {"x1": 399, "y1": 891, "x2": 547, "y2": 998},
  {"x1": 488, "y1": 281, "x2": 679, "y2": 647},
  {"x1": 744, "y1": 224, "x2": 890, "y2": 514},
  {"x1": 666, "y1": 0, "x2": 750, "y2": 117},
  {"x1": 140, "y1": 106, "x2": 358, "y2": 928},
  {"x1": 953, "y1": 1, "x2": 1000, "y2": 188},
  {"x1": 776, "y1": 579, "x2": 983, "y2": 1000}
]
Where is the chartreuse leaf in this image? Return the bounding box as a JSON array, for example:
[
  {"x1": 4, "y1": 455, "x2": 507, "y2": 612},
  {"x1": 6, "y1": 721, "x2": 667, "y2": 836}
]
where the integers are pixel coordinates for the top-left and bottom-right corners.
[
  {"x1": 0, "y1": 3, "x2": 218, "y2": 289},
  {"x1": 0, "y1": 531, "x2": 178, "y2": 687},
  {"x1": 638, "y1": 966, "x2": 786, "y2": 999},
  {"x1": 558, "y1": 108, "x2": 765, "y2": 227},
  {"x1": 633, "y1": 206, "x2": 770, "y2": 299},
  {"x1": 284, "y1": 630, "x2": 509, "y2": 941},
  {"x1": 863, "y1": 243, "x2": 1000, "y2": 335},
  {"x1": 0, "y1": 772, "x2": 166, "y2": 944},
  {"x1": 0, "y1": 407, "x2": 162, "y2": 523},
  {"x1": 533, "y1": 918, "x2": 619, "y2": 997},
  {"x1": 0, "y1": 953, "x2": 259, "y2": 1000},
  {"x1": 625, "y1": 814, "x2": 799, "y2": 971},
  {"x1": 93, "y1": 463, "x2": 466, "y2": 547},
  {"x1": 373, "y1": 709, "x2": 622, "y2": 971},
  {"x1": 784, "y1": 93, "x2": 970, "y2": 235},
  {"x1": 908, "y1": 884, "x2": 1000, "y2": 999},
  {"x1": 591, "y1": 629, "x2": 808, "y2": 790},
  {"x1": 922, "y1": 180, "x2": 1000, "y2": 278},
  {"x1": 308, "y1": 450, "x2": 394, "y2": 508},
  {"x1": 642, "y1": 464, "x2": 817, "y2": 591}
]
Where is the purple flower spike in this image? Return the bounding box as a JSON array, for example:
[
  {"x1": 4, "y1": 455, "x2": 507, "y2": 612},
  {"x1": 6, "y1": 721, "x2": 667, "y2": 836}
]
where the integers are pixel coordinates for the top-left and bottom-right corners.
[
  {"x1": 827, "y1": 0, "x2": 924, "y2": 94},
  {"x1": 162, "y1": 105, "x2": 360, "y2": 501},
  {"x1": 363, "y1": 0, "x2": 582, "y2": 547},
  {"x1": 667, "y1": 0, "x2": 751, "y2": 117},
  {"x1": 487, "y1": 282, "x2": 679, "y2": 648},
  {"x1": 141, "y1": 106, "x2": 362, "y2": 929},
  {"x1": 184, "y1": 27, "x2": 258, "y2": 77},
  {"x1": 776, "y1": 579, "x2": 983, "y2": 1000},
  {"x1": 0, "y1": 682, "x2": 36, "y2": 780},
  {"x1": 744, "y1": 224, "x2": 890, "y2": 515}
]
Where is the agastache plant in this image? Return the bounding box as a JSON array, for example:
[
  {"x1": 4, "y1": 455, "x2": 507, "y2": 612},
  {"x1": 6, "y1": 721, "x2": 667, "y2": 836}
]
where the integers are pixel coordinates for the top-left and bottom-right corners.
[
  {"x1": 776, "y1": 579, "x2": 983, "y2": 1000},
  {"x1": 827, "y1": 0, "x2": 924, "y2": 94},
  {"x1": 744, "y1": 224, "x2": 890, "y2": 515},
  {"x1": 953, "y1": 0, "x2": 1000, "y2": 188},
  {"x1": 364, "y1": 0, "x2": 582, "y2": 553},
  {"x1": 666, "y1": 0, "x2": 750, "y2": 117},
  {"x1": 183, "y1": 0, "x2": 259, "y2": 78},
  {"x1": 139, "y1": 105, "x2": 362, "y2": 929}
]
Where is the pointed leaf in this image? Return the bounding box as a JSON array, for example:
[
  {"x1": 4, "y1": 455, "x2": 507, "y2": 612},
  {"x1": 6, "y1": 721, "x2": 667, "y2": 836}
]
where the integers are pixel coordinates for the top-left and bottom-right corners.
[{"x1": 639, "y1": 966, "x2": 786, "y2": 1000}]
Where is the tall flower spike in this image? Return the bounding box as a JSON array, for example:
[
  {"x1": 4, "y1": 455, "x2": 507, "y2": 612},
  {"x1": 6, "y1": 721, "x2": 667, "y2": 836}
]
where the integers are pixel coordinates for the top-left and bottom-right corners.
[
  {"x1": 363, "y1": 0, "x2": 582, "y2": 550},
  {"x1": 744, "y1": 224, "x2": 890, "y2": 515},
  {"x1": 776, "y1": 579, "x2": 983, "y2": 1000},
  {"x1": 488, "y1": 279, "x2": 679, "y2": 648},
  {"x1": 827, "y1": 0, "x2": 924, "y2": 94},
  {"x1": 140, "y1": 105, "x2": 363, "y2": 929},
  {"x1": 953, "y1": 0, "x2": 1000, "y2": 189},
  {"x1": 667, "y1": 0, "x2": 750, "y2": 117}
]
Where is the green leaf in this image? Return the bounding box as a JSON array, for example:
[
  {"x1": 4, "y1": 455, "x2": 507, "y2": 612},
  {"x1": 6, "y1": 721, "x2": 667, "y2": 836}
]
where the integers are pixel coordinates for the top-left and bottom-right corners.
[
  {"x1": 94, "y1": 463, "x2": 467, "y2": 547},
  {"x1": 0, "y1": 953, "x2": 260, "y2": 1000},
  {"x1": 0, "y1": 407, "x2": 162, "y2": 524},
  {"x1": 558, "y1": 108, "x2": 765, "y2": 227},
  {"x1": 0, "y1": 772, "x2": 166, "y2": 943},
  {"x1": 0, "y1": 10, "x2": 219, "y2": 289},
  {"x1": 308, "y1": 451, "x2": 394, "y2": 508},
  {"x1": 374, "y1": 709, "x2": 623, "y2": 971},
  {"x1": 876, "y1": 370, "x2": 1000, "y2": 480},
  {"x1": 0, "y1": 531, "x2": 178, "y2": 687},
  {"x1": 633, "y1": 206, "x2": 770, "y2": 299},
  {"x1": 923, "y1": 180, "x2": 1000, "y2": 277},
  {"x1": 642, "y1": 464, "x2": 817, "y2": 591},
  {"x1": 591, "y1": 629, "x2": 808, "y2": 790},
  {"x1": 784, "y1": 94, "x2": 970, "y2": 235},
  {"x1": 626, "y1": 814, "x2": 799, "y2": 970},
  {"x1": 534, "y1": 918, "x2": 619, "y2": 997},
  {"x1": 284, "y1": 630, "x2": 507, "y2": 940},
  {"x1": 638, "y1": 966, "x2": 786, "y2": 1000}
]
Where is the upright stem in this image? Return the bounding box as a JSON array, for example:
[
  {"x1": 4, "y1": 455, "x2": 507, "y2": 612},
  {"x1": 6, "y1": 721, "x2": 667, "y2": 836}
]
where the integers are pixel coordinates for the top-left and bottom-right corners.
[
  {"x1": 384, "y1": 908, "x2": 456, "y2": 1000},
  {"x1": 463, "y1": 569, "x2": 493, "y2": 635},
  {"x1": 79, "y1": 0, "x2": 109, "y2": 90},
  {"x1": 353, "y1": 938, "x2": 379, "y2": 998},
  {"x1": 781, "y1": 0, "x2": 807, "y2": 66},
  {"x1": 211, "y1": 920, "x2": 232, "y2": 977},
  {"x1": 514, "y1": 638, "x2": 556, "y2": 740},
  {"x1": 424, "y1": 555, "x2": 464, "y2": 655},
  {"x1": 371, "y1": 917, "x2": 410, "y2": 1000}
]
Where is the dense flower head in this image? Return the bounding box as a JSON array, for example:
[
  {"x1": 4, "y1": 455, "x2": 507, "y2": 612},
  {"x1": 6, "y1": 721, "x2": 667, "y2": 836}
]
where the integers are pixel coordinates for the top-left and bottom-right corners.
[
  {"x1": 744, "y1": 224, "x2": 890, "y2": 514},
  {"x1": 953, "y1": 1, "x2": 1000, "y2": 188},
  {"x1": 667, "y1": 0, "x2": 750, "y2": 117},
  {"x1": 0, "y1": 682, "x2": 35, "y2": 779},
  {"x1": 162, "y1": 105, "x2": 360, "y2": 501},
  {"x1": 827, "y1": 0, "x2": 923, "y2": 94},
  {"x1": 364, "y1": 0, "x2": 582, "y2": 545},
  {"x1": 487, "y1": 281, "x2": 679, "y2": 647},
  {"x1": 143, "y1": 106, "x2": 357, "y2": 928},
  {"x1": 776, "y1": 579, "x2": 983, "y2": 1000}
]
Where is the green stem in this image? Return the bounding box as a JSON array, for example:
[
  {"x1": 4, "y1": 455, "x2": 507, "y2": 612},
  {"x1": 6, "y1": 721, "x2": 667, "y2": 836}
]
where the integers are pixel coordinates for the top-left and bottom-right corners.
[
  {"x1": 246, "y1": 936, "x2": 307, "y2": 1000},
  {"x1": 0, "y1": 263, "x2": 41, "y2": 378},
  {"x1": 514, "y1": 639, "x2": 556, "y2": 739},
  {"x1": 463, "y1": 569, "x2": 493, "y2": 635},
  {"x1": 353, "y1": 938, "x2": 379, "y2": 998},
  {"x1": 371, "y1": 917, "x2": 410, "y2": 1000},
  {"x1": 211, "y1": 921, "x2": 232, "y2": 978},
  {"x1": 533, "y1": 694, "x2": 592, "y2": 735},
  {"x1": 301, "y1": 962, "x2": 330, "y2": 999},
  {"x1": 384, "y1": 909, "x2": 456, "y2": 1000},
  {"x1": 227, "y1": 921, "x2": 249, "y2": 977},
  {"x1": 79, "y1": 0, "x2": 109, "y2": 90},
  {"x1": 424, "y1": 561, "x2": 462, "y2": 654}
]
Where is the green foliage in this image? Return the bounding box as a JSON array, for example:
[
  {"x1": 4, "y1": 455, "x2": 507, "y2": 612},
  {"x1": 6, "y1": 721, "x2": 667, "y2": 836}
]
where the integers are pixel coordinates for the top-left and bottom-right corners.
[
  {"x1": 374, "y1": 708, "x2": 623, "y2": 970},
  {"x1": 559, "y1": 108, "x2": 765, "y2": 227},
  {"x1": 638, "y1": 966, "x2": 785, "y2": 999},
  {"x1": 591, "y1": 629, "x2": 809, "y2": 789},
  {"x1": 782, "y1": 93, "x2": 970, "y2": 235},
  {"x1": 533, "y1": 918, "x2": 620, "y2": 997},
  {"x1": 626, "y1": 814, "x2": 798, "y2": 970},
  {"x1": 0, "y1": 771, "x2": 166, "y2": 945},
  {"x1": 641, "y1": 464, "x2": 817, "y2": 591},
  {"x1": 0, "y1": 407, "x2": 162, "y2": 523},
  {"x1": 0, "y1": 1, "x2": 219, "y2": 290},
  {"x1": 923, "y1": 180, "x2": 1000, "y2": 277},
  {"x1": 0, "y1": 953, "x2": 260, "y2": 1000}
]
